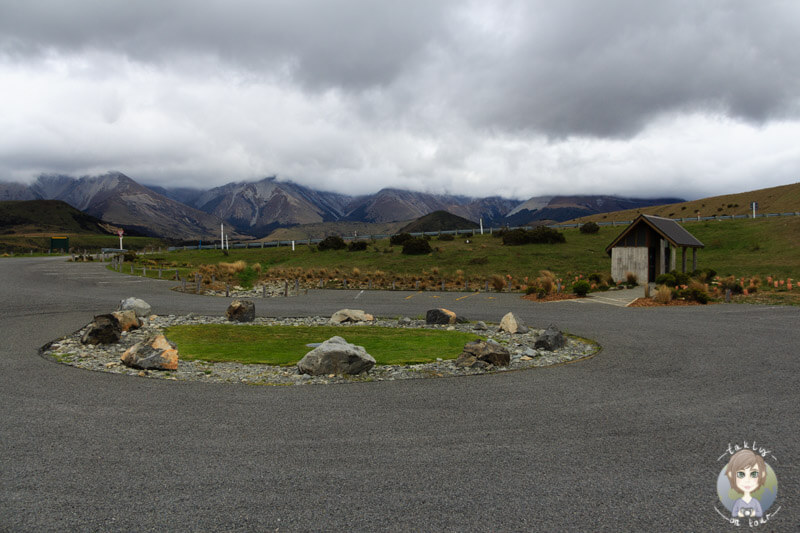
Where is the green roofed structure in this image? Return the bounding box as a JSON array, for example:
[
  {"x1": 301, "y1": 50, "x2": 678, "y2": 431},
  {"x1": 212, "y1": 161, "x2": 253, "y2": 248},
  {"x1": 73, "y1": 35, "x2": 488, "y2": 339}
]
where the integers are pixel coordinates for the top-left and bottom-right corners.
[{"x1": 605, "y1": 215, "x2": 704, "y2": 284}]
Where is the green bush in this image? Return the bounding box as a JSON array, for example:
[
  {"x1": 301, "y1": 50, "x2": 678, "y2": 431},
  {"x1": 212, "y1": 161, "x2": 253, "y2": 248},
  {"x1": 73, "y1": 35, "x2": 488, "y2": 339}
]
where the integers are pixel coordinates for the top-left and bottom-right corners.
[
  {"x1": 588, "y1": 272, "x2": 603, "y2": 283},
  {"x1": 390, "y1": 233, "x2": 413, "y2": 246},
  {"x1": 689, "y1": 287, "x2": 709, "y2": 304},
  {"x1": 402, "y1": 238, "x2": 433, "y2": 255},
  {"x1": 655, "y1": 273, "x2": 677, "y2": 287},
  {"x1": 237, "y1": 266, "x2": 259, "y2": 289},
  {"x1": 572, "y1": 280, "x2": 591, "y2": 297},
  {"x1": 580, "y1": 222, "x2": 600, "y2": 234},
  {"x1": 317, "y1": 235, "x2": 346, "y2": 251},
  {"x1": 501, "y1": 228, "x2": 529, "y2": 246},
  {"x1": 438, "y1": 234, "x2": 455, "y2": 241},
  {"x1": 501, "y1": 227, "x2": 566, "y2": 246},
  {"x1": 347, "y1": 241, "x2": 367, "y2": 251}
]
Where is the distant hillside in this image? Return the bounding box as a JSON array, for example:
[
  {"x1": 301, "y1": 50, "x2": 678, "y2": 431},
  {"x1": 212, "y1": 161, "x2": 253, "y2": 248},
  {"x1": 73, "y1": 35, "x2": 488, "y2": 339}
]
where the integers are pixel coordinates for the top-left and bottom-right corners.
[
  {"x1": 263, "y1": 220, "x2": 408, "y2": 242},
  {"x1": 504, "y1": 195, "x2": 684, "y2": 226},
  {"x1": 399, "y1": 210, "x2": 480, "y2": 233},
  {"x1": 568, "y1": 182, "x2": 800, "y2": 223},
  {"x1": 0, "y1": 200, "x2": 113, "y2": 235}
]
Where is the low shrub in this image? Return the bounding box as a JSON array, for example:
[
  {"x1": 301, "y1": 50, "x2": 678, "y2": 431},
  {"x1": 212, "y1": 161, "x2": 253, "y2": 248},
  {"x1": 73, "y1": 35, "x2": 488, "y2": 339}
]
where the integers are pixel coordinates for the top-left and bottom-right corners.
[
  {"x1": 625, "y1": 271, "x2": 638, "y2": 287},
  {"x1": 438, "y1": 234, "x2": 455, "y2": 241},
  {"x1": 580, "y1": 222, "x2": 600, "y2": 234},
  {"x1": 490, "y1": 274, "x2": 506, "y2": 292},
  {"x1": 317, "y1": 235, "x2": 346, "y2": 251},
  {"x1": 588, "y1": 272, "x2": 603, "y2": 283},
  {"x1": 502, "y1": 226, "x2": 566, "y2": 246},
  {"x1": 655, "y1": 273, "x2": 677, "y2": 287},
  {"x1": 719, "y1": 275, "x2": 744, "y2": 294},
  {"x1": 654, "y1": 285, "x2": 673, "y2": 304},
  {"x1": 237, "y1": 266, "x2": 259, "y2": 289},
  {"x1": 401, "y1": 238, "x2": 432, "y2": 255},
  {"x1": 389, "y1": 233, "x2": 413, "y2": 246},
  {"x1": 347, "y1": 241, "x2": 367, "y2": 252},
  {"x1": 573, "y1": 280, "x2": 591, "y2": 297},
  {"x1": 687, "y1": 281, "x2": 709, "y2": 304}
]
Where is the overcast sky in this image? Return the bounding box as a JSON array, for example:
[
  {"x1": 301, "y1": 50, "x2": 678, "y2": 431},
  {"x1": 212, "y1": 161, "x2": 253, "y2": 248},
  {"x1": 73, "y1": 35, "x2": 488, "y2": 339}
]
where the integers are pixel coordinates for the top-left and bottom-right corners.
[{"x1": 1, "y1": 0, "x2": 799, "y2": 200}]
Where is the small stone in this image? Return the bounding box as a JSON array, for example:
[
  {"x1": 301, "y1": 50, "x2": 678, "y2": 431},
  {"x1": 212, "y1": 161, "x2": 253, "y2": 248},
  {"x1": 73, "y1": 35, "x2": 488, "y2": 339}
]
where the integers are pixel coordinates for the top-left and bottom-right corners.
[
  {"x1": 330, "y1": 309, "x2": 374, "y2": 324},
  {"x1": 226, "y1": 300, "x2": 255, "y2": 322},
  {"x1": 473, "y1": 321, "x2": 487, "y2": 331},
  {"x1": 425, "y1": 308, "x2": 457, "y2": 325},
  {"x1": 446, "y1": 326, "x2": 455, "y2": 331},
  {"x1": 498, "y1": 312, "x2": 529, "y2": 334},
  {"x1": 398, "y1": 317, "x2": 412, "y2": 326},
  {"x1": 119, "y1": 297, "x2": 152, "y2": 318},
  {"x1": 137, "y1": 370, "x2": 147, "y2": 377},
  {"x1": 520, "y1": 356, "x2": 533, "y2": 361}
]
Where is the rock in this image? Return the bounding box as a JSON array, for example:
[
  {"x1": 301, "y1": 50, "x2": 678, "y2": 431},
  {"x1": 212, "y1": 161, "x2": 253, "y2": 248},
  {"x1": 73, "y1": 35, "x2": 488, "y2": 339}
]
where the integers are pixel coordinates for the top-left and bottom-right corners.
[
  {"x1": 498, "y1": 312, "x2": 529, "y2": 334},
  {"x1": 398, "y1": 317, "x2": 412, "y2": 326},
  {"x1": 458, "y1": 339, "x2": 511, "y2": 367},
  {"x1": 297, "y1": 336, "x2": 376, "y2": 376},
  {"x1": 112, "y1": 310, "x2": 141, "y2": 332},
  {"x1": 226, "y1": 300, "x2": 255, "y2": 322},
  {"x1": 535, "y1": 324, "x2": 565, "y2": 351},
  {"x1": 81, "y1": 314, "x2": 122, "y2": 345},
  {"x1": 455, "y1": 354, "x2": 489, "y2": 369},
  {"x1": 473, "y1": 321, "x2": 487, "y2": 331},
  {"x1": 330, "y1": 309, "x2": 374, "y2": 324},
  {"x1": 520, "y1": 355, "x2": 533, "y2": 361},
  {"x1": 119, "y1": 297, "x2": 152, "y2": 318},
  {"x1": 426, "y1": 308, "x2": 457, "y2": 325},
  {"x1": 121, "y1": 334, "x2": 179, "y2": 370}
]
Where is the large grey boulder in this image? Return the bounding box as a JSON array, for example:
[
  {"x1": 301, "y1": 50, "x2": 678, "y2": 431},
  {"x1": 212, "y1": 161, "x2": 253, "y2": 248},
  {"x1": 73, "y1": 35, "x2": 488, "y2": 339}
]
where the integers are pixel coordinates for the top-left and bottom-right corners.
[
  {"x1": 426, "y1": 308, "x2": 457, "y2": 325},
  {"x1": 535, "y1": 324, "x2": 565, "y2": 351},
  {"x1": 330, "y1": 309, "x2": 374, "y2": 324},
  {"x1": 81, "y1": 314, "x2": 122, "y2": 345},
  {"x1": 297, "y1": 336, "x2": 376, "y2": 376},
  {"x1": 226, "y1": 300, "x2": 255, "y2": 322},
  {"x1": 121, "y1": 334, "x2": 178, "y2": 370},
  {"x1": 119, "y1": 297, "x2": 152, "y2": 318},
  {"x1": 498, "y1": 312, "x2": 529, "y2": 334},
  {"x1": 455, "y1": 339, "x2": 510, "y2": 368}
]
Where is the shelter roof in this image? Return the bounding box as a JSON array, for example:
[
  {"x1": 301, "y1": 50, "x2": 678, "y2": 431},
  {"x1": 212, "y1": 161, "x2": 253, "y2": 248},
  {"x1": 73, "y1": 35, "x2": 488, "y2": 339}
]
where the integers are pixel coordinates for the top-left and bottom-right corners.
[{"x1": 605, "y1": 214, "x2": 704, "y2": 254}]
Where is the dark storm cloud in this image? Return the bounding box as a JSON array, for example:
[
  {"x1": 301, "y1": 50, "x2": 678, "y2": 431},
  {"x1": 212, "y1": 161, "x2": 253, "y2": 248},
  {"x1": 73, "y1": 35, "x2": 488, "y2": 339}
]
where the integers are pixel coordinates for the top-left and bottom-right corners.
[
  {"x1": 0, "y1": 0, "x2": 452, "y2": 90},
  {"x1": 1, "y1": 0, "x2": 798, "y2": 197},
  {"x1": 2, "y1": 0, "x2": 798, "y2": 138}
]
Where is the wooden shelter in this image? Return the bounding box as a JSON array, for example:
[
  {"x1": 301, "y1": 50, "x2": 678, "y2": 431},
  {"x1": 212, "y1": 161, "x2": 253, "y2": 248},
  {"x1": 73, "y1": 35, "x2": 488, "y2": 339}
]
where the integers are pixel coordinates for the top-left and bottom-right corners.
[{"x1": 605, "y1": 215, "x2": 704, "y2": 283}]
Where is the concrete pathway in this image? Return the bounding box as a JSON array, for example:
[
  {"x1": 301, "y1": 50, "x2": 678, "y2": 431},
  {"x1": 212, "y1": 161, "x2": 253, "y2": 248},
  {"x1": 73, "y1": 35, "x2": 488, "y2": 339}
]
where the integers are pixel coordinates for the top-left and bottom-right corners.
[{"x1": 569, "y1": 284, "x2": 647, "y2": 306}]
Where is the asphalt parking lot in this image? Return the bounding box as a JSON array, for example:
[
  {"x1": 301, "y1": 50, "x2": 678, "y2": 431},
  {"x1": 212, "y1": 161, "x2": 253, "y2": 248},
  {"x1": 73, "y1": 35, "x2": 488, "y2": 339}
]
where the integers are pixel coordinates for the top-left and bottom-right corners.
[{"x1": 1, "y1": 257, "x2": 797, "y2": 531}]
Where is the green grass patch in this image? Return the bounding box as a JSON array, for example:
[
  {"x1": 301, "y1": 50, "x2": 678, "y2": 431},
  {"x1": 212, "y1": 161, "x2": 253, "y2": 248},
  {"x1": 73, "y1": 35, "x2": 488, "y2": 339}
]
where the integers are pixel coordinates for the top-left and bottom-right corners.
[
  {"x1": 114, "y1": 216, "x2": 798, "y2": 288},
  {"x1": 164, "y1": 324, "x2": 481, "y2": 366}
]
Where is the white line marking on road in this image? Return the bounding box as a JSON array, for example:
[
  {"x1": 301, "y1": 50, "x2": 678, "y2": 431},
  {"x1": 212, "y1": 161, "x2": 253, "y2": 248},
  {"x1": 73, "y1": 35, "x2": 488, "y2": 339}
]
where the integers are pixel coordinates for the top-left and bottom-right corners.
[{"x1": 355, "y1": 290, "x2": 364, "y2": 300}]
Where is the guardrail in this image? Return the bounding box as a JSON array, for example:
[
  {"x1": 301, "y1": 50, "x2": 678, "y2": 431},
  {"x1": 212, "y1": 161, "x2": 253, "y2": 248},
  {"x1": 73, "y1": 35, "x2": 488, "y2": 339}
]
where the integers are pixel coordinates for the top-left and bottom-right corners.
[{"x1": 165, "y1": 211, "x2": 800, "y2": 251}]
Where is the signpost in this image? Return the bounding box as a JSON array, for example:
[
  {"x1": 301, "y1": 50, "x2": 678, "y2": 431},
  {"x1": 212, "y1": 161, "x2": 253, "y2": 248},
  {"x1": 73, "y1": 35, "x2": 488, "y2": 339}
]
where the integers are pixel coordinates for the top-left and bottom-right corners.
[
  {"x1": 117, "y1": 229, "x2": 124, "y2": 249},
  {"x1": 751, "y1": 201, "x2": 758, "y2": 219}
]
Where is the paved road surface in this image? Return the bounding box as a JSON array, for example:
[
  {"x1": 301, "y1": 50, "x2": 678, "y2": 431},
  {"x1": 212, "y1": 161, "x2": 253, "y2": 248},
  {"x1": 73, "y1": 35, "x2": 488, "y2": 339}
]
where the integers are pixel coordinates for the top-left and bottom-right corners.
[{"x1": 1, "y1": 258, "x2": 797, "y2": 531}]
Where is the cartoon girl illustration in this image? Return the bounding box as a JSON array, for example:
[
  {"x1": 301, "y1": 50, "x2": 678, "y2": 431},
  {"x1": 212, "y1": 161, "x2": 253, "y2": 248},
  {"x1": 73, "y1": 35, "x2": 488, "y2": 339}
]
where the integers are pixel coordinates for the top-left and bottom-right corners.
[{"x1": 725, "y1": 449, "x2": 766, "y2": 518}]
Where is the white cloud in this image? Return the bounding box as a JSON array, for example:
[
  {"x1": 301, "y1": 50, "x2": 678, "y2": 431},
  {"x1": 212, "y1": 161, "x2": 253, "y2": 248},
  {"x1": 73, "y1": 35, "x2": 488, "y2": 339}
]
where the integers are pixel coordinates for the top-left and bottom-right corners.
[{"x1": 0, "y1": 0, "x2": 799, "y2": 199}]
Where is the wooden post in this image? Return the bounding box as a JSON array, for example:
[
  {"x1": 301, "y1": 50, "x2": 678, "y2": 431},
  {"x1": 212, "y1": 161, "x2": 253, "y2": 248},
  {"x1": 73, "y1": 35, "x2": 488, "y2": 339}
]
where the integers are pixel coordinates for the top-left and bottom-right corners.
[
  {"x1": 415, "y1": 281, "x2": 420, "y2": 290},
  {"x1": 319, "y1": 278, "x2": 323, "y2": 288},
  {"x1": 441, "y1": 280, "x2": 445, "y2": 291},
  {"x1": 681, "y1": 247, "x2": 687, "y2": 273},
  {"x1": 196, "y1": 276, "x2": 201, "y2": 293},
  {"x1": 465, "y1": 280, "x2": 468, "y2": 291},
  {"x1": 368, "y1": 279, "x2": 372, "y2": 290},
  {"x1": 262, "y1": 285, "x2": 266, "y2": 298},
  {"x1": 130, "y1": 265, "x2": 133, "y2": 274},
  {"x1": 158, "y1": 268, "x2": 162, "y2": 279},
  {"x1": 343, "y1": 279, "x2": 348, "y2": 289},
  {"x1": 295, "y1": 278, "x2": 299, "y2": 293},
  {"x1": 181, "y1": 278, "x2": 186, "y2": 291},
  {"x1": 485, "y1": 280, "x2": 489, "y2": 292},
  {"x1": 284, "y1": 280, "x2": 288, "y2": 297},
  {"x1": 725, "y1": 289, "x2": 731, "y2": 303},
  {"x1": 225, "y1": 284, "x2": 230, "y2": 297},
  {"x1": 392, "y1": 280, "x2": 396, "y2": 290}
]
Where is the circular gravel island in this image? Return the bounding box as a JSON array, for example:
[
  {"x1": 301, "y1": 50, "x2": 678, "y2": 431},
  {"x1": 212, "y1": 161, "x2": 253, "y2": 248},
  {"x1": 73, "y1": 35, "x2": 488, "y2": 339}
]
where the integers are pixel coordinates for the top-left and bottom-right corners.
[{"x1": 41, "y1": 315, "x2": 600, "y2": 385}]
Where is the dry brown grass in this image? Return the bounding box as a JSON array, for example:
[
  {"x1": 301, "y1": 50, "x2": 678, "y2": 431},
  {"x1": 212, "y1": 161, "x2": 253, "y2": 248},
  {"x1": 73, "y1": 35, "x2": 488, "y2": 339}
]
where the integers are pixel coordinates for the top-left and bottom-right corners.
[
  {"x1": 219, "y1": 260, "x2": 247, "y2": 274},
  {"x1": 490, "y1": 274, "x2": 506, "y2": 292},
  {"x1": 654, "y1": 285, "x2": 673, "y2": 304}
]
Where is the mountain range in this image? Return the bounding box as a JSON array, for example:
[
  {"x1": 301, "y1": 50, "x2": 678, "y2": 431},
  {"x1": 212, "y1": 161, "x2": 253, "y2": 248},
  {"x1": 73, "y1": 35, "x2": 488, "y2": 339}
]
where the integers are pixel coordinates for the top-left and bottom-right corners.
[{"x1": 0, "y1": 172, "x2": 684, "y2": 240}]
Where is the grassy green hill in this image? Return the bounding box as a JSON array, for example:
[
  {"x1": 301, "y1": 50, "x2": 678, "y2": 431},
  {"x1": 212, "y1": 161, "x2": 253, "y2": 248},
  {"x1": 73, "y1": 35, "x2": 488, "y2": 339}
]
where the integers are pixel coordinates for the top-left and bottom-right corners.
[
  {"x1": 399, "y1": 211, "x2": 479, "y2": 233},
  {"x1": 124, "y1": 216, "x2": 800, "y2": 287},
  {"x1": 0, "y1": 200, "x2": 164, "y2": 254},
  {"x1": 569, "y1": 182, "x2": 800, "y2": 224},
  {"x1": 0, "y1": 200, "x2": 111, "y2": 234}
]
